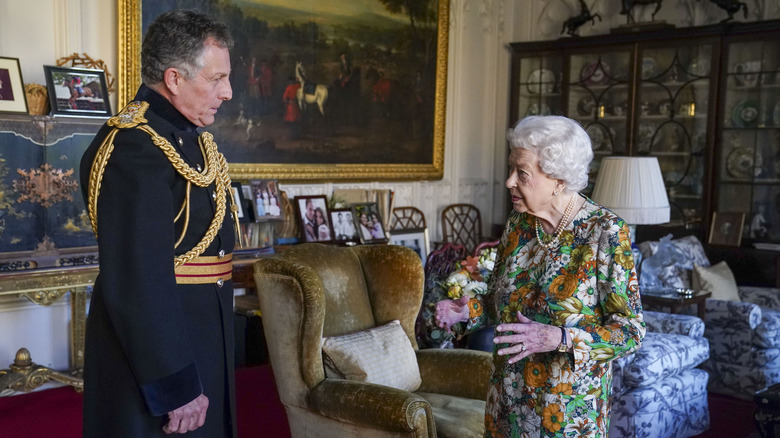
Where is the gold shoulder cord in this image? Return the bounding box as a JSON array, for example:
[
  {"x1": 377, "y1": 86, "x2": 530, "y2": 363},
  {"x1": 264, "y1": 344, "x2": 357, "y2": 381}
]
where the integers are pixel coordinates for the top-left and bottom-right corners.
[{"x1": 88, "y1": 101, "x2": 240, "y2": 268}]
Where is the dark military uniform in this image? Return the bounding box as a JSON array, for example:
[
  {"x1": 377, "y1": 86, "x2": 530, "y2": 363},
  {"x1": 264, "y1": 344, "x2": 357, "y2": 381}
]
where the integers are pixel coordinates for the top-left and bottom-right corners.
[{"x1": 79, "y1": 85, "x2": 236, "y2": 437}]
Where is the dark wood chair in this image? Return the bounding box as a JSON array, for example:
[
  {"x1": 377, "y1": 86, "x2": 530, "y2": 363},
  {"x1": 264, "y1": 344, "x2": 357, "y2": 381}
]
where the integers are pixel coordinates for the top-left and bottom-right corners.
[
  {"x1": 472, "y1": 239, "x2": 500, "y2": 258},
  {"x1": 424, "y1": 242, "x2": 467, "y2": 280},
  {"x1": 441, "y1": 204, "x2": 483, "y2": 254},
  {"x1": 390, "y1": 206, "x2": 426, "y2": 231}
]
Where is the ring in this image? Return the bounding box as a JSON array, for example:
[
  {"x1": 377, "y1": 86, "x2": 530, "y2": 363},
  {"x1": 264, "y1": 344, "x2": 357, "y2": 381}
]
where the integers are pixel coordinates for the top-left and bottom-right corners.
[{"x1": 519, "y1": 343, "x2": 525, "y2": 351}]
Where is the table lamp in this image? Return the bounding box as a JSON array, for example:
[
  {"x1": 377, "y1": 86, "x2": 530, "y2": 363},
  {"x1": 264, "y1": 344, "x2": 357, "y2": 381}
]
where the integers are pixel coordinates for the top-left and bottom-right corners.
[{"x1": 590, "y1": 156, "x2": 670, "y2": 241}]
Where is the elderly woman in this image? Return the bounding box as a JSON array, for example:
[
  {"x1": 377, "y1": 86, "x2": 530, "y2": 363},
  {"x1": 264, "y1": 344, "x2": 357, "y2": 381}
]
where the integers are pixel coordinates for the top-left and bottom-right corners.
[{"x1": 436, "y1": 115, "x2": 645, "y2": 437}]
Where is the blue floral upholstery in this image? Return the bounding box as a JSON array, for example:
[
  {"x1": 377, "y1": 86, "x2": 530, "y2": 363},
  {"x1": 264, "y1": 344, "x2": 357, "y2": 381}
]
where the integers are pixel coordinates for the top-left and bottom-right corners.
[
  {"x1": 610, "y1": 311, "x2": 710, "y2": 438},
  {"x1": 699, "y1": 296, "x2": 780, "y2": 400},
  {"x1": 639, "y1": 235, "x2": 780, "y2": 400}
]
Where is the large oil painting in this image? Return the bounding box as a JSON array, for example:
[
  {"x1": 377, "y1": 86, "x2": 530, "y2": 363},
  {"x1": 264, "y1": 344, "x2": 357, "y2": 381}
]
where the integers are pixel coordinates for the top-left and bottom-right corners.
[{"x1": 118, "y1": 0, "x2": 448, "y2": 181}]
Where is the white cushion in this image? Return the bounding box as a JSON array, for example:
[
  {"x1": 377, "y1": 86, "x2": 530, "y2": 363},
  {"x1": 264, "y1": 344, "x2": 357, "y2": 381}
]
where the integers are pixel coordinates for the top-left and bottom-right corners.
[
  {"x1": 322, "y1": 320, "x2": 421, "y2": 391},
  {"x1": 692, "y1": 261, "x2": 740, "y2": 302}
]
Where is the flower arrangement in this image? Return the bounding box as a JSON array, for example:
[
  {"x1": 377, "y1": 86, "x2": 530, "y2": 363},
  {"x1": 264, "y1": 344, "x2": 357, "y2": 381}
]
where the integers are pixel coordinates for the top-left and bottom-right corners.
[
  {"x1": 419, "y1": 247, "x2": 497, "y2": 349},
  {"x1": 443, "y1": 248, "x2": 496, "y2": 300}
]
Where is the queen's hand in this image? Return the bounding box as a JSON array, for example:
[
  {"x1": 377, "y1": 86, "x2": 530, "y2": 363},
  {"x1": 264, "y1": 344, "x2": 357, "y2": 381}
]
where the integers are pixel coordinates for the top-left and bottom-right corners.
[{"x1": 434, "y1": 295, "x2": 471, "y2": 332}]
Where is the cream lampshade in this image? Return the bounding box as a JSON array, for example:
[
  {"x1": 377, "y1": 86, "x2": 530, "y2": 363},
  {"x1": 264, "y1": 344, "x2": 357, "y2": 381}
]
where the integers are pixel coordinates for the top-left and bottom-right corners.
[{"x1": 591, "y1": 157, "x2": 670, "y2": 231}]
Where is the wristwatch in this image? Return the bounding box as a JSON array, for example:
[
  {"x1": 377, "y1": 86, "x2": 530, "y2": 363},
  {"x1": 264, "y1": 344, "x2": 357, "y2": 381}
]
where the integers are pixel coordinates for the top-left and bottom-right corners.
[{"x1": 557, "y1": 327, "x2": 568, "y2": 353}]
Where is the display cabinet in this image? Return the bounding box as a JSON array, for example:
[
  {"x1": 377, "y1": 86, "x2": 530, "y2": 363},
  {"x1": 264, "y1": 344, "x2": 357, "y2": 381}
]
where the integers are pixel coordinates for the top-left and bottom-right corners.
[
  {"x1": 714, "y1": 26, "x2": 780, "y2": 245},
  {"x1": 510, "y1": 20, "x2": 780, "y2": 237}
]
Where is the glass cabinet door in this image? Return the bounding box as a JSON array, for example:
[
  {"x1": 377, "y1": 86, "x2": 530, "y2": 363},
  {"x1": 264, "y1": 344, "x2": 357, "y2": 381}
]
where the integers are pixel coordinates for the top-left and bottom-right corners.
[
  {"x1": 515, "y1": 55, "x2": 564, "y2": 122},
  {"x1": 717, "y1": 38, "x2": 780, "y2": 243},
  {"x1": 567, "y1": 50, "x2": 632, "y2": 190},
  {"x1": 636, "y1": 43, "x2": 714, "y2": 226}
]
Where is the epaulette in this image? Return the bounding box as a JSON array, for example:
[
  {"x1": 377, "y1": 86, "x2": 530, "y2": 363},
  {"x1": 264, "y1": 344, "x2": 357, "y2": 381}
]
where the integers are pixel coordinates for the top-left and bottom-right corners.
[{"x1": 107, "y1": 101, "x2": 149, "y2": 129}]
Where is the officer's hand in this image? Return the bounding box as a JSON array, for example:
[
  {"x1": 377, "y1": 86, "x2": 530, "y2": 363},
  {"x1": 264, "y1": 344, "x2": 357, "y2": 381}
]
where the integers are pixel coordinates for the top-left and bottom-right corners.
[{"x1": 163, "y1": 393, "x2": 209, "y2": 434}]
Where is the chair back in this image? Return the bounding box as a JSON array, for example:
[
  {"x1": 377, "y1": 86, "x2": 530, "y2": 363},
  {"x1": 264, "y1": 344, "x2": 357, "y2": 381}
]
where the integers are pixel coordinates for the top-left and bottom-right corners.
[
  {"x1": 441, "y1": 204, "x2": 483, "y2": 254},
  {"x1": 424, "y1": 243, "x2": 467, "y2": 280},
  {"x1": 390, "y1": 206, "x2": 427, "y2": 231},
  {"x1": 473, "y1": 239, "x2": 500, "y2": 258},
  {"x1": 253, "y1": 244, "x2": 425, "y2": 401}
]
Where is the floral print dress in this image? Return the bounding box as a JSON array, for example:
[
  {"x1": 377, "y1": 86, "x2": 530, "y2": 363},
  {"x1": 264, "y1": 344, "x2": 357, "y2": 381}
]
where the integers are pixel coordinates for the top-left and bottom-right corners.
[{"x1": 466, "y1": 196, "x2": 645, "y2": 438}]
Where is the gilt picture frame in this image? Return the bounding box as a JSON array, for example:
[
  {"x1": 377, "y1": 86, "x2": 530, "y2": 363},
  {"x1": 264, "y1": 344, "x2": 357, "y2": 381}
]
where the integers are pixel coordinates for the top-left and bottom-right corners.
[
  {"x1": 0, "y1": 57, "x2": 29, "y2": 114},
  {"x1": 118, "y1": 0, "x2": 448, "y2": 182}
]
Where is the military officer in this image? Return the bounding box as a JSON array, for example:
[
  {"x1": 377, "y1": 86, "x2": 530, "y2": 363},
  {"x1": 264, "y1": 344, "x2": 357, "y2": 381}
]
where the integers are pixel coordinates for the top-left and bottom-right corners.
[{"x1": 79, "y1": 10, "x2": 238, "y2": 437}]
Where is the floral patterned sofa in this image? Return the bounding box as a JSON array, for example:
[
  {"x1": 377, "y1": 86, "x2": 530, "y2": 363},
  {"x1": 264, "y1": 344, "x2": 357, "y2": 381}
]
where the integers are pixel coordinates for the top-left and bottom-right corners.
[
  {"x1": 610, "y1": 310, "x2": 711, "y2": 438},
  {"x1": 638, "y1": 234, "x2": 780, "y2": 400}
]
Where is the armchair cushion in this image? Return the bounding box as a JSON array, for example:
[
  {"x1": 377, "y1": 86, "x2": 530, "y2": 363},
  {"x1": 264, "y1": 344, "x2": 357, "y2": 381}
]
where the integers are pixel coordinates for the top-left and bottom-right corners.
[
  {"x1": 693, "y1": 261, "x2": 740, "y2": 302},
  {"x1": 322, "y1": 320, "x2": 421, "y2": 392},
  {"x1": 622, "y1": 331, "x2": 710, "y2": 388}
]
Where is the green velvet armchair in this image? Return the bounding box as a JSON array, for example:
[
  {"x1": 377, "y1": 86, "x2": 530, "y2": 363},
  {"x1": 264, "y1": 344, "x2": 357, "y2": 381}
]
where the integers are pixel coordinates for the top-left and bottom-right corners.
[{"x1": 253, "y1": 243, "x2": 492, "y2": 438}]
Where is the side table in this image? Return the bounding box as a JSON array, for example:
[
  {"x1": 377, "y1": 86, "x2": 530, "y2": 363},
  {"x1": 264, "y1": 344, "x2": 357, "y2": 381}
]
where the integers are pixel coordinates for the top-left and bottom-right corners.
[{"x1": 640, "y1": 288, "x2": 711, "y2": 320}]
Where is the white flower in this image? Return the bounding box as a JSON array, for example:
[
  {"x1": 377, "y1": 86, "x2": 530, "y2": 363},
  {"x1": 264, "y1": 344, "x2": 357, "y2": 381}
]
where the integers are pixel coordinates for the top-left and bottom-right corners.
[
  {"x1": 463, "y1": 281, "x2": 488, "y2": 297},
  {"x1": 516, "y1": 404, "x2": 541, "y2": 436},
  {"x1": 503, "y1": 371, "x2": 523, "y2": 398}
]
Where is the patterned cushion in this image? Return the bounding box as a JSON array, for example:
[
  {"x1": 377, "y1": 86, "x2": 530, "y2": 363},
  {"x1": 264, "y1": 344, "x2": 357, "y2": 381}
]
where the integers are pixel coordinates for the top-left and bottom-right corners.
[
  {"x1": 322, "y1": 320, "x2": 422, "y2": 391},
  {"x1": 693, "y1": 261, "x2": 740, "y2": 302},
  {"x1": 638, "y1": 235, "x2": 711, "y2": 289},
  {"x1": 622, "y1": 332, "x2": 710, "y2": 388}
]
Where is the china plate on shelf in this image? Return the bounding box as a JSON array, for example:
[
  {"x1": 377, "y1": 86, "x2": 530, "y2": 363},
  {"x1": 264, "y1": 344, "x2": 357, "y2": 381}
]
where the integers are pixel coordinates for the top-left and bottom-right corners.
[
  {"x1": 580, "y1": 61, "x2": 610, "y2": 86},
  {"x1": 641, "y1": 57, "x2": 657, "y2": 80},
  {"x1": 731, "y1": 100, "x2": 760, "y2": 128},
  {"x1": 687, "y1": 54, "x2": 711, "y2": 77},
  {"x1": 526, "y1": 103, "x2": 551, "y2": 116},
  {"x1": 637, "y1": 123, "x2": 656, "y2": 153},
  {"x1": 527, "y1": 69, "x2": 556, "y2": 94},
  {"x1": 586, "y1": 125, "x2": 607, "y2": 150},
  {"x1": 577, "y1": 96, "x2": 596, "y2": 116},
  {"x1": 727, "y1": 147, "x2": 761, "y2": 178}
]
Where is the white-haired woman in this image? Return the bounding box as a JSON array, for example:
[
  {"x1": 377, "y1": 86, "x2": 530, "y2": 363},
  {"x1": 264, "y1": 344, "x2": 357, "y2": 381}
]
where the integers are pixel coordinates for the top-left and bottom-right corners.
[{"x1": 436, "y1": 115, "x2": 645, "y2": 437}]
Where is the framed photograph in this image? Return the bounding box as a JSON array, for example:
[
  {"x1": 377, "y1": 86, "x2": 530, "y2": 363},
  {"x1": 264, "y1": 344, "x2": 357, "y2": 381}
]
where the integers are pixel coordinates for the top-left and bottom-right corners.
[
  {"x1": 294, "y1": 195, "x2": 333, "y2": 243},
  {"x1": 118, "y1": 0, "x2": 449, "y2": 181},
  {"x1": 389, "y1": 227, "x2": 430, "y2": 266},
  {"x1": 709, "y1": 212, "x2": 745, "y2": 247},
  {"x1": 0, "y1": 57, "x2": 29, "y2": 114},
  {"x1": 352, "y1": 202, "x2": 388, "y2": 244},
  {"x1": 43, "y1": 65, "x2": 111, "y2": 117},
  {"x1": 249, "y1": 179, "x2": 283, "y2": 222},
  {"x1": 230, "y1": 182, "x2": 250, "y2": 223},
  {"x1": 330, "y1": 208, "x2": 359, "y2": 245}
]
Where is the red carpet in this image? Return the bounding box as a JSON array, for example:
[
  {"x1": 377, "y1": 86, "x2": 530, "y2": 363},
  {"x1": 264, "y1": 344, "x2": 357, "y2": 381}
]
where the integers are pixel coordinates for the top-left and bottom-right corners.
[
  {"x1": 0, "y1": 365, "x2": 290, "y2": 438},
  {"x1": 0, "y1": 368, "x2": 758, "y2": 438},
  {"x1": 692, "y1": 392, "x2": 758, "y2": 438}
]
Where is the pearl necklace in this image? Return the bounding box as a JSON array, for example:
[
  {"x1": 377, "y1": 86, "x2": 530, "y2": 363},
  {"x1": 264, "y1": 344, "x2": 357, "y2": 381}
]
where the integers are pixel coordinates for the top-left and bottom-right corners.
[{"x1": 535, "y1": 194, "x2": 578, "y2": 250}]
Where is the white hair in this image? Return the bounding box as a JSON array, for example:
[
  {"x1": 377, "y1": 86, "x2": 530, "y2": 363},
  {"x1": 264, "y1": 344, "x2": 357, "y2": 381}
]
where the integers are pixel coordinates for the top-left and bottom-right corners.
[{"x1": 506, "y1": 115, "x2": 593, "y2": 192}]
